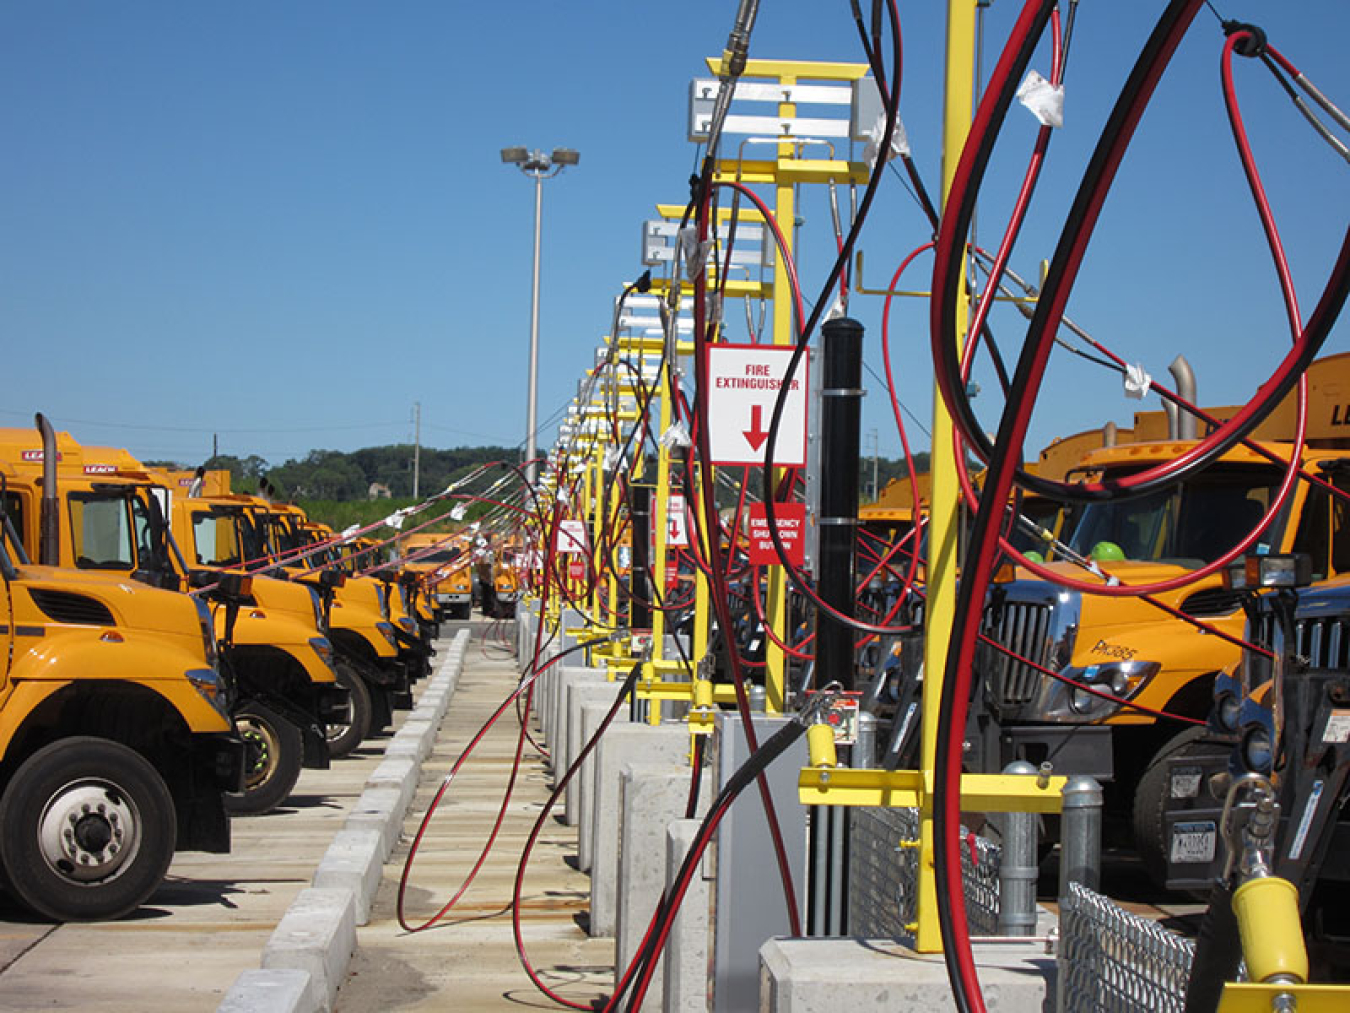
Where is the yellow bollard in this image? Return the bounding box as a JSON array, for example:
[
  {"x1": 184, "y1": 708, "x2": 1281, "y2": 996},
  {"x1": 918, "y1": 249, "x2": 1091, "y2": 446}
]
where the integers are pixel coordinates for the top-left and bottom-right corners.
[{"x1": 1233, "y1": 876, "x2": 1308, "y2": 985}]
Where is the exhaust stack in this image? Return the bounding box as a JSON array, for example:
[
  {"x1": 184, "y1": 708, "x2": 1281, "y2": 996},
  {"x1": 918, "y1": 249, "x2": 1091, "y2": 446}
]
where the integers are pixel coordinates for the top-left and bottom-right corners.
[
  {"x1": 1169, "y1": 355, "x2": 1198, "y2": 440},
  {"x1": 36, "y1": 413, "x2": 59, "y2": 565}
]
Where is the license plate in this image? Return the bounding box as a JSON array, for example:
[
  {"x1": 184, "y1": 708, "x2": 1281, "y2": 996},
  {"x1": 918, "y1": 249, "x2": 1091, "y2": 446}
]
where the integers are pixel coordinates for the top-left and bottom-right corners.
[{"x1": 1170, "y1": 821, "x2": 1216, "y2": 864}]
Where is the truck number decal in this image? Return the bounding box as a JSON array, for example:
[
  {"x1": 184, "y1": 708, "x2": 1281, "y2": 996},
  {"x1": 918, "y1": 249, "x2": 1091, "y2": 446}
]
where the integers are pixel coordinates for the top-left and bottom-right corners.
[{"x1": 1089, "y1": 639, "x2": 1136, "y2": 661}]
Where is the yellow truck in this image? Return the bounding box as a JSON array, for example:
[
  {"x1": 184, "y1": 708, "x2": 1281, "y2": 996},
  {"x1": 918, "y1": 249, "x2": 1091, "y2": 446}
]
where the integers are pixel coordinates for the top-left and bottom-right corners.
[
  {"x1": 974, "y1": 353, "x2": 1350, "y2": 877},
  {"x1": 398, "y1": 532, "x2": 473, "y2": 621},
  {"x1": 0, "y1": 426, "x2": 243, "y2": 920}
]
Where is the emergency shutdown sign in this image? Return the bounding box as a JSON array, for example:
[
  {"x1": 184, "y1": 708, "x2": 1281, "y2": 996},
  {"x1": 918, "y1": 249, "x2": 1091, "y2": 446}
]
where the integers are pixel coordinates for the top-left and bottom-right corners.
[
  {"x1": 705, "y1": 343, "x2": 809, "y2": 467},
  {"x1": 747, "y1": 502, "x2": 806, "y2": 566}
]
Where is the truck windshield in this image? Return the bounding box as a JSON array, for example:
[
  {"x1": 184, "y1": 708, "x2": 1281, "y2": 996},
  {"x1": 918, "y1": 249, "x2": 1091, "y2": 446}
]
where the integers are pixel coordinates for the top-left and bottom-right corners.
[
  {"x1": 418, "y1": 549, "x2": 458, "y2": 564},
  {"x1": 1067, "y1": 465, "x2": 1280, "y2": 566},
  {"x1": 191, "y1": 510, "x2": 243, "y2": 567},
  {"x1": 68, "y1": 492, "x2": 143, "y2": 570}
]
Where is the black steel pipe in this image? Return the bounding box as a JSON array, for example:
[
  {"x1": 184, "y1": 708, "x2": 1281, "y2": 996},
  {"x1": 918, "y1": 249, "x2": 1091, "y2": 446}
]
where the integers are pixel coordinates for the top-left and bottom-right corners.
[
  {"x1": 629, "y1": 484, "x2": 652, "y2": 631},
  {"x1": 815, "y1": 317, "x2": 864, "y2": 692}
]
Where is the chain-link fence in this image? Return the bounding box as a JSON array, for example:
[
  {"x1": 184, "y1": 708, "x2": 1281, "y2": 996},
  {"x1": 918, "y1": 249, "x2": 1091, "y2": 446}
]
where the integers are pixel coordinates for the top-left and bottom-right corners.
[
  {"x1": 849, "y1": 806, "x2": 1001, "y2": 938},
  {"x1": 1058, "y1": 881, "x2": 1197, "y2": 1013}
]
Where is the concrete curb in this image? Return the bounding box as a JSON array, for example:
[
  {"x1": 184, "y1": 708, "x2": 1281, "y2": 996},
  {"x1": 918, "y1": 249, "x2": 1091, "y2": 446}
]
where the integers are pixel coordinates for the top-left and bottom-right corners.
[{"x1": 217, "y1": 627, "x2": 470, "y2": 1013}]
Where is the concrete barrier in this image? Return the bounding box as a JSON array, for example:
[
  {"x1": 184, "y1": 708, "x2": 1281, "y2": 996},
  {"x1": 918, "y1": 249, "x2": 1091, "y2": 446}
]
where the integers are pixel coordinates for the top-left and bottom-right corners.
[
  {"x1": 260, "y1": 888, "x2": 356, "y2": 1010},
  {"x1": 218, "y1": 969, "x2": 319, "y2": 1013},
  {"x1": 311, "y1": 828, "x2": 385, "y2": 925}
]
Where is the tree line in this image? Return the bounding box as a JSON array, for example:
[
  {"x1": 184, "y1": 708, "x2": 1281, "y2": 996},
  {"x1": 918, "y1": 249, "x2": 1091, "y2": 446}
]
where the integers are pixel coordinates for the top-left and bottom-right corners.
[{"x1": 196, "y1": 444, "x2": 928, "y2": 505}]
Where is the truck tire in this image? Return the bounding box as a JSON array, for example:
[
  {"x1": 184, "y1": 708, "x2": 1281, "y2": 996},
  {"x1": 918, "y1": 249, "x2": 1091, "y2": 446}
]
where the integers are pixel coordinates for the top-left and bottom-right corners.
[
  {"x1": 224, "y1": 701, "x2": 303, "y2": 816},
  {"x1": 1131, "y1": 726, "x2": 1213, "y2": 887},
  {"x1": 0, "y1": 736, "x2": 176, "y2": 922},
  {"x1": 327, "y1": 660, "x2": 373, "y2": 759}
]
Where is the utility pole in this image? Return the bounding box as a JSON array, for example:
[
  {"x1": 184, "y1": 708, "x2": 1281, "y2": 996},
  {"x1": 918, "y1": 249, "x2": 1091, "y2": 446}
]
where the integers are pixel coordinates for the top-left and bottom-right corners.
[
  {"x1": 413, "y1": 402, "x2": 421, "y2": 499},
  {"x1": 869, "y1": 427, "x2": 879, "y2": 500}
]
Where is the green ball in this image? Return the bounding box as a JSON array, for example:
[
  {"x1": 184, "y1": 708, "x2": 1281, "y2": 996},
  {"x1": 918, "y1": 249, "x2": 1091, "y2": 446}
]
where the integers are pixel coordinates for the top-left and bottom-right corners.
[{"x1": 1090, "y1": 540, "x2": 1126, "y2": 562}]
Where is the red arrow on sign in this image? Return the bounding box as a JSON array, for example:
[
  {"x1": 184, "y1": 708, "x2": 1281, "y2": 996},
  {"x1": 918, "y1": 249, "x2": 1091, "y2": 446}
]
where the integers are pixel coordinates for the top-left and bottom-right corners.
[{"x1": 743, "y1": 404, "x2": 769, "y2": 451}]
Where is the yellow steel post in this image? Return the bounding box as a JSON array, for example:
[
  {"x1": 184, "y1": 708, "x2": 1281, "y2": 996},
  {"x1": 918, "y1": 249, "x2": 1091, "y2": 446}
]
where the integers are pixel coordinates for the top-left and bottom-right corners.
[
  {"x1": 759, "y1": 75, "x2": 799, "y2": 715},
  {"x1": 915, "y1": 0, "x2": 978, "y2": 954}
]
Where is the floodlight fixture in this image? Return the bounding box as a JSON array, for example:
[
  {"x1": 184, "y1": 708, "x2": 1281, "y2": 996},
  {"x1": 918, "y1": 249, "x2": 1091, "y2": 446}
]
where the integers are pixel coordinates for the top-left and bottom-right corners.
[
  {"x1": 550, "y1": 147, "x2": 580, "y2": 167},
  {"x1": 500, "y1": 146, "x2": 528, "y2": 164}
]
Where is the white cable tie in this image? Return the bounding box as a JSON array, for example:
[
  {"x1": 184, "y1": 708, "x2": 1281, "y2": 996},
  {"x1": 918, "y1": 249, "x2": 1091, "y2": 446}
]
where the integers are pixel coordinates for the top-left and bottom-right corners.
[
  {"x1": 339, "y1": 523, "x2": 361, "y2": 543},
  {"x1": 862, "y1": 111, "x2": 910, "y2": 169},
  {"x1": 385, "y1": 507, "x2": 412, "y2": 530},
  {"x1": 825, "y1": 292, "x2": 847, "y2": 321},
  {"x1": 1016, "y1": 70, "x2": 1064, "y2": 128},
  {"x1": 660, "y1": 420, "x2": 692, "y2": 449},
  {"x1": 450, "y1": 503, "x2": 467, "y2": 522},
  {"x1": 1123, "y1": 363, "x2": 1152, "y2": 400},
  {"x1": 604, "y1": 446, "x2": 623, "y2": 471}
]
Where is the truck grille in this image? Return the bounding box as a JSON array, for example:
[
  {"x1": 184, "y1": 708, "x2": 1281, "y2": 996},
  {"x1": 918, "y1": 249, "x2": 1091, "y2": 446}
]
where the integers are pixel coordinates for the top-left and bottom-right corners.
[
  {"x1": 1295, "y1": 616, "x2": 1350, "y2": 669},
  {"x1": 983, "y1": 599, "x2": 1053, "y2": 707},
  {"x1": 1248, "y1": 610, "x2": 1350, "y2": 671}
]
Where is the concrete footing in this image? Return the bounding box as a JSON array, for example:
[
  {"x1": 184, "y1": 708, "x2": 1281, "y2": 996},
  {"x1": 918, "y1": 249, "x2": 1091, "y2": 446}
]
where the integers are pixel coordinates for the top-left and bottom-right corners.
[
  {"x1": 588, "y1": 722, "x2": 690, "y2": 937},
  {"x1": 564, "y1": 679, "x2": 624, "y2": 825},
  {"x1": 577, "y1": 700, "x2": 629, "y2": 871},
  {"x1": 662, "y1": 818, "x2": 710, "y2": 1013},
  {"x1": 758, "y1": 937, "x2": 1056, "y2": 1012},
  {"x1": 614, "y1": 764, "x2": 710, "y2": 1009}
]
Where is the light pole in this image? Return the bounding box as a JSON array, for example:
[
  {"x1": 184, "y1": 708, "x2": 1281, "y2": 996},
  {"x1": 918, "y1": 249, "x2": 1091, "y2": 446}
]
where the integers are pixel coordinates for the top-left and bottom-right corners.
[{"x1": 500, "y1": 145, "x2": 579, "y2": 486}]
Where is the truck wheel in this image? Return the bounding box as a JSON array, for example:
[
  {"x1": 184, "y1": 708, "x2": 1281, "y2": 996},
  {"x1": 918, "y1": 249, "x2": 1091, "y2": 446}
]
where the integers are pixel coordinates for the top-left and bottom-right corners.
[
  {"x1": 1132, "y1": 726, "x2": 1212, "y2": 886},
  {"x1": 224, "y1": 701, "x2": 303, "y2": 816},
  {"x1": 327, "y1": 661, "x2": 373, "y2": 759},
  {"x1": 0, "y1": 737, "x2": 175, "y2": 922}
]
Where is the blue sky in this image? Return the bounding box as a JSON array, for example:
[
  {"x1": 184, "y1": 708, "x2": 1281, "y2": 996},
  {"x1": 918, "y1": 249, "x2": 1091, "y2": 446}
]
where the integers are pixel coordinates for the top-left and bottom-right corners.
[{"x1": 0, "y1": 2, "x2": 1345, "y2": 470}]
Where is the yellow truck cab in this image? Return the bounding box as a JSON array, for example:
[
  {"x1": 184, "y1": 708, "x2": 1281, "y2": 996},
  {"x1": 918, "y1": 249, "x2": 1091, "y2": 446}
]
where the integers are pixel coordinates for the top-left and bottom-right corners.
[
  {"x1": 975, "y1": 355, "x2": 1350, "y2": 875},
  {"x1": 0, "y1": 441, "x2": 243, "y2": 920},
  {"x1": 491, "y1": 543, "x2": 522, "y2": 620},
  {"x1": 400, "y1": 532, "x2": 473, "y2": 621}
]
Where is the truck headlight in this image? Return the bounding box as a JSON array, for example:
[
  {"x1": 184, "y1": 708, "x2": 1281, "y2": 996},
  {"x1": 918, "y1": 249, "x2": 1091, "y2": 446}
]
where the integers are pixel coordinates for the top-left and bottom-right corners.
[
  {"x1": 1236, "y1": 696, "x2": 1276, "y2": 775},
  {"x1": 307, "y1": 587, "x2": 326, "y2": 633},
  {"x1": 377, "y1": 621, "x2": 399, "y2": 648},
  {"x1": 192, "y1": 596, "x2": 219, "y2": 668},
  {"x1": 1063, "y1": 661, "x2": 1158, "y2": 717},
  {"x1": 186, "y1": 667, "x2": 231, "y2": 720},
  {"x1": 309, "y1": 636, "x2": 336, "y2": 670}
]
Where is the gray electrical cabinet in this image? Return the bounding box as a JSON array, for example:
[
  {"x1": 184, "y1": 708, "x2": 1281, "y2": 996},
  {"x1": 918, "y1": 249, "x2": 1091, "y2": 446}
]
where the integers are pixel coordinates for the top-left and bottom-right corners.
[{"x1": 709, "y1": 712, "x2": 810, "y2": 1013}]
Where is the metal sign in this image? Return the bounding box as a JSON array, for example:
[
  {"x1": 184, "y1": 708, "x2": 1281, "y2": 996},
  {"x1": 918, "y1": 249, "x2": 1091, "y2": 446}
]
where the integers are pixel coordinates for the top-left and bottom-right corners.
[
  {"x1": 555, "y1": 519, "x2": 588, "y2": 554},
  {"x1": 705, "y1": 343, "x2": 809, "y2": 467},
  {"x1": 746, "y1": 502, "x2": 806, "y2": 566},
  {"x1": 667, "y1": 492, "x2": 689, "y2": 547}
]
